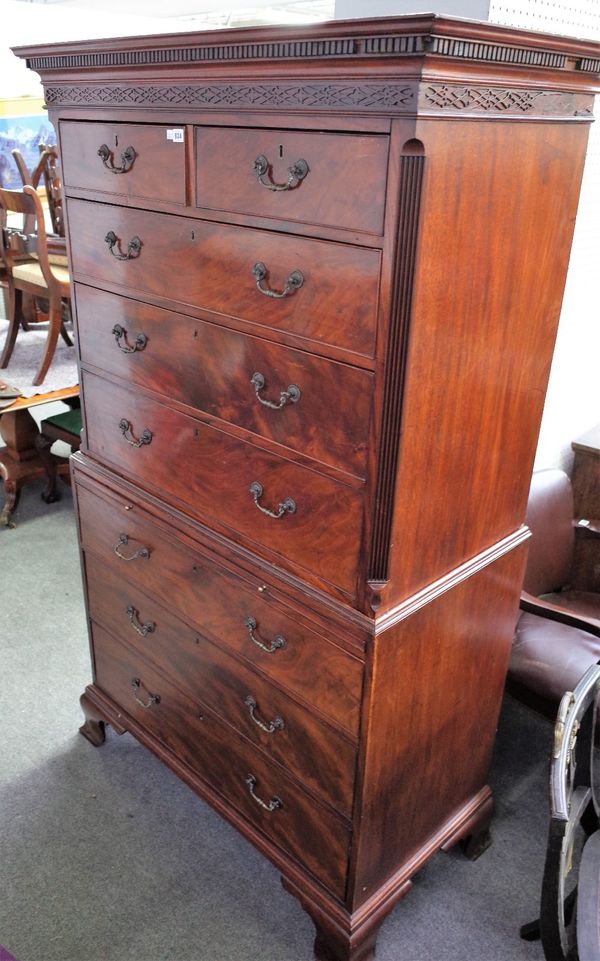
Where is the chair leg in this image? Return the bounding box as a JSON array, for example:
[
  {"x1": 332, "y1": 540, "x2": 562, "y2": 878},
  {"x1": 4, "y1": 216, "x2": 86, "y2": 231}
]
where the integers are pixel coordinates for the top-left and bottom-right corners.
[
  {"x1": 0, "y1": 285, "x2": 22, "y2": 369},
  {"x1": 60, "y1": 322, "x2": 73, "y2": 347},
  {"x1": 60, "y1": 299, "x2": 73, "y2": 346},
  {"x1": 33, "y1": 295, "x2": 62, "y2": 386}
]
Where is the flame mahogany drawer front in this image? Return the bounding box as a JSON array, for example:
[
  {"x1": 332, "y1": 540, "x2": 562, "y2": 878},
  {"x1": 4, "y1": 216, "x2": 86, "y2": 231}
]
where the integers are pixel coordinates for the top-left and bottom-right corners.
[
  {"x1": 60, "y1": 121, "x2": 187, "y2": 205},
  {"x1": 75, "y1": 478, "x2": 364, "y2": 734},
  {"x1": 81, "y1": 370, "x2": 364, "y2": 595},
  {"x1": 91, "y1": 622, "x2": 351, "y2": 896},
  {"x1": 67, "y1": 198, "x2": 381, "y2": 358},
  {"x1": 85, "y1": 552, "x2": 357, "y2": 816},
  {"x1": 75, "y1": 284, "x2": 373, "y2": 479},
  {"x1": 195, "y1": 126, "x2": 389, "y2": 235}
]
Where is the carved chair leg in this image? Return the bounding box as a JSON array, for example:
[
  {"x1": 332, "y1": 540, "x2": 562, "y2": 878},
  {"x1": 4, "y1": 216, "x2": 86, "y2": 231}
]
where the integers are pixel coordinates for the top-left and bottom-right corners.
[
  {"x1": 34, "y1": 433, "x2": 61, "y2": 504},
  {"x1": 33, "y1": 296, "x2": 62, "y2": 387},
  {"x1": 60, "y1": 297, "x2": 73, "y2": 346},
  {"x1": 79, "y1": 691, "x2": 106, "y2": 747}
]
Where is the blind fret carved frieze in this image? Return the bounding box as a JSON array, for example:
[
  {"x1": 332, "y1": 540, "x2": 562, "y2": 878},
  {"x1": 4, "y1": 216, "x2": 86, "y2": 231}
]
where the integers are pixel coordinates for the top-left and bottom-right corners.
[{"x1": 44, "y1": 82, "x2": 593, "y2": 119}]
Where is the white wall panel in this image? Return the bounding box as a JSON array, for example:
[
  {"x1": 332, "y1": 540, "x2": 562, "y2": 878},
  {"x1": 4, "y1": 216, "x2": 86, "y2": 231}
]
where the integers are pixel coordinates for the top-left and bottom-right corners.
[{"x1": 489, "y1": 0, "x2": 600, "y2": 471}]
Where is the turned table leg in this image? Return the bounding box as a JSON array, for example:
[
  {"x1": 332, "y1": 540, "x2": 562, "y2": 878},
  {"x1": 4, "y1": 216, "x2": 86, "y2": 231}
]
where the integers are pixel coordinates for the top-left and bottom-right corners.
[
  {"x1": 0, "y1": 409, "x2": 45, "y2": 526},
  {"x1": 0, "y1": 408, "x2": 71, "y2": 525}
]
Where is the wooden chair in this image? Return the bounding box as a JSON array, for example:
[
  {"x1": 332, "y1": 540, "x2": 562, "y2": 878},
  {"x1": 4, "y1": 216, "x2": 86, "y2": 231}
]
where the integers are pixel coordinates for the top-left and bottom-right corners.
[
  {"x1": 520, "y1": 661, "x2": 600, "y2": 960},
  {"x1": 38, "y1": 144, "x2": 65, "y2": 238},
  {"x1": 10, "y1": 146, "x2": 68, "y2": 331},
  {"x1": 0, "y1": 185, "x2": 70, "y2": 386},
  {"x1": 12, "y1": 145, "x2": 65, "y2": 238}
]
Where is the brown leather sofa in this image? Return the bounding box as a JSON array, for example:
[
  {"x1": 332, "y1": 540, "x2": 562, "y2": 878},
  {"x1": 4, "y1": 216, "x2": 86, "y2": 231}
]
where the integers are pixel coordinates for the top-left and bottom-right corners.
[{"x1": 508, "y1": 469, "x2": 600, "y2": 716}]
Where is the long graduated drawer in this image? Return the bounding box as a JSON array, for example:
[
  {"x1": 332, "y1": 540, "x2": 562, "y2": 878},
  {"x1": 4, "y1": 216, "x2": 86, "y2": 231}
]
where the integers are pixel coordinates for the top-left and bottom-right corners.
[
  {"x1": 67, "y1": 198, "x2": 381, "y2": 358},
  {"x1": 85, "y1": 552, "x2": 357, "y2": 815},
  {"x1": 81, "y1": 370, "x2": 364, "y2": 595},
  {"x1": 92, "y1": 622, "x2": 351, "y2": 896},
  {"x1": 75, "y1": 475, "x2": 364, "y2": 735},
  {"x1": 75, "y1": 284, "x2": 373, "y2": 478}
]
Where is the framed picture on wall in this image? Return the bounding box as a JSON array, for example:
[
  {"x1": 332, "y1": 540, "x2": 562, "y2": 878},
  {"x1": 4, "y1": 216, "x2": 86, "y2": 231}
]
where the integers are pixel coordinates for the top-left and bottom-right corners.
[{"x1": 0, "y1": 97, "x2": 56, "y2": 188}]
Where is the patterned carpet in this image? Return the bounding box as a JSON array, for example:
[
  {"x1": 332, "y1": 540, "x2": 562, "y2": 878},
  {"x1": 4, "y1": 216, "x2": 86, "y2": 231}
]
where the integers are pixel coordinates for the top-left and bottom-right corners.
[{"x1": 0, "y1": 318, "x2": 78, "y2": 398}]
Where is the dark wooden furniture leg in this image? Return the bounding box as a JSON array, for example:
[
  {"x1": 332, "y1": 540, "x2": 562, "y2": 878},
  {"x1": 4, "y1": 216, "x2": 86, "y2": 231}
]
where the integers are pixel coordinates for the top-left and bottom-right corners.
[
  {"x1": 281, "y1": 876, "x2": 404, "y2": 961},
  {"x1": 34, "y1": 432, "x2": 60, "y2": 503},
  {"x1": 79, "y1": 691, "x2": 106, "y2": 746},
  {"x1": 0, "y1": 408, "x2": 45, "y2": 526},
  {"x1": 313, "y1": 924, "x2": 379, "y2": 961}
]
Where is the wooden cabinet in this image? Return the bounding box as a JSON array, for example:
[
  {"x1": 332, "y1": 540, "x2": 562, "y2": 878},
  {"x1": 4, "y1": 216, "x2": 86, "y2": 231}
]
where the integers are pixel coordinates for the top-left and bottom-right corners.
[
  {"x1": 572, "y1": 425, "x2": 600, "y2": 520},
  {"x1": 17, "y1": 15, "x2": 600, "y2": 961}
]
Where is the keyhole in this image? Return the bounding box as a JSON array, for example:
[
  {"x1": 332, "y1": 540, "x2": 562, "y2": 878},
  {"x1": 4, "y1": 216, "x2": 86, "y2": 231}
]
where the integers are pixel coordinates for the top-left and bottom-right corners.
[
  {"x1": 193, "y1": 428, "x2": 200, "y2": 439},
  {"x1": 193, "y1": 329, "x2": 198, "y2": 339},
  {"x1": 115, "y1": 134, "x2": 119, "y2": 147},
  {"x1": 279, "y1": 144, "x2": 284, "y2": 159},
  {"x1": 191, "y1": 229, "x2": 195, "y2": 241}
]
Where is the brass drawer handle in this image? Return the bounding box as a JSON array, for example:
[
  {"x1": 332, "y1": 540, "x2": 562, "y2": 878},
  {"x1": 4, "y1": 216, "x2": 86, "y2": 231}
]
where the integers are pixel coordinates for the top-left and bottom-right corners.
[
  {"x1": 131, "y1": 677, "x2": 160, "y2": 709},
  {"x1": 112, "y1": 324, "x2": 148, "y2": 353},
  {"x1": 127, "y1": 605, "x2": 155, "y2": 638},
  {"x1": 114, "y1": 533, "x2": 150, "y2": 561},
  {"x1": 98, "y1": 143, "x2": 137, "y2": 174},
  {"x1": 253, "y1": 154, "x2": 308, "y2": 192},
  {"x1": 249, "y1": 481, "x2": 296, "y2": 519},
  {"x1": 245, "y1": 774, "x2": 282, "y2": 812},
  {"x1": 244, "y1": 695, "x2": 285, "y2": 734},
  {"x1": 252, "y1": 262, "x2": 304, "y2": 300},
  {"x1": 105, "y1": 230, "x2": 141, "y2": 261},
  {"x1": 119, "y1": 419, "x2": 153, "y2": 448},
  {"x1": 250, "y1": 372, "x2": 301, "y2": 410},
  {"x1": 245, "y1": 616, "x2": 286, "y2": 654}
]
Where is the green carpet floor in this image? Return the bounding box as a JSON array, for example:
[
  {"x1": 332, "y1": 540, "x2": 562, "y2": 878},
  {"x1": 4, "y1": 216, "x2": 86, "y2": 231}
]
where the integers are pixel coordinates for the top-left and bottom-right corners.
[{"x1": 1, "y1": 477, "x2": 549, "y2": 961}]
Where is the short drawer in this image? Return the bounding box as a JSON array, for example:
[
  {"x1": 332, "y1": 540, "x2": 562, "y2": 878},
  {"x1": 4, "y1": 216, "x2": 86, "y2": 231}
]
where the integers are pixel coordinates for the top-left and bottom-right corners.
[
  {"x1": 60, "y1": 121, "x2": 187, "y2": 205},
  {"x1": 67, "y1": 199, "x2": 380, "y2": 358},
  {"x1": 75, "y1": 477, "x2": 364, "y2": 733},
  {"x1": 82, "y1": 370, "x2": 363, "y2": 595},
  {"x1": 76, "y1": 285, "x2": 373, "y2": 479},
  {"x1": 196, "y1": 126, "x2": 389, "y2": 235},
  {"x1": 92, "y1": 622, "x2": 350, "y2": 896},
  {"x1": 85, "y1": 553, "x2": 356, "y2": 815}
]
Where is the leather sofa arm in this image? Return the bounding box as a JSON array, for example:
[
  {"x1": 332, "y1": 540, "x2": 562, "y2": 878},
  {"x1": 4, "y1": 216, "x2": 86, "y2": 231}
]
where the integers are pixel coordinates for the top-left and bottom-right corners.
[{"x1": 520, "y1": 590, "x2": 600, "y2": 638}]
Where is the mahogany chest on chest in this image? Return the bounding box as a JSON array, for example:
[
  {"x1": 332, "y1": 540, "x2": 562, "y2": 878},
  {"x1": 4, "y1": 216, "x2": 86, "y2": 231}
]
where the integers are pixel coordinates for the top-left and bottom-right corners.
[{"x1": 17, "y1": 16, "x2": 600, "y2": 960}]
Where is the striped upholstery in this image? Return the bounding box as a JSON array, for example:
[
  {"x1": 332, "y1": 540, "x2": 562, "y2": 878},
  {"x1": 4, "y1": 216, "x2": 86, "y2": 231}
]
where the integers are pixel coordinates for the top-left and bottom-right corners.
[
  {"x1": 31, "y1": 252, "x2": 69, "y2": 268},
  {"x1": 12, "y1": 261, "x2": 69, "y2": 286}
]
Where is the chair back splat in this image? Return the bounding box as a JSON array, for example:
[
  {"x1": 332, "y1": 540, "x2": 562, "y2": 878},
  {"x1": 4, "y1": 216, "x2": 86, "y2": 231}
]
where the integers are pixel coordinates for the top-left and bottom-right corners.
[{"x1": 0, "y1": 185, "x2": 71, "y2": 386}]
